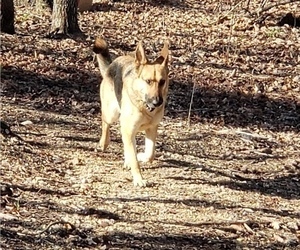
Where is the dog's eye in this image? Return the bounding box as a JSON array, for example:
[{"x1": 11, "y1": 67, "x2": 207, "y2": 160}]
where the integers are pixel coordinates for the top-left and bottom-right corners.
[
  {"x1": 146, "y1": 80, "x2": 152, "y2": 85},
  {"x1": 159, "y1": 79, "x2": 165, "y2": 86}
]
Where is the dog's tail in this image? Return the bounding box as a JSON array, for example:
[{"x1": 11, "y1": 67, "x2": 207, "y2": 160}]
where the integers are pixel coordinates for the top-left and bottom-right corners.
[{"x1": 93, "y1": 37, "x2": 112, "y2": 77}]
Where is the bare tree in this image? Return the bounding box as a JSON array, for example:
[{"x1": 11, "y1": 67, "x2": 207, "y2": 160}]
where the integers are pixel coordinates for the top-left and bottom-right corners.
[
  {"x1": 0, "y1": 0, "x2": 15, "y2": 34},
  {"x1": 49, "y1": 0, "x2": 82, "y2": 38}
]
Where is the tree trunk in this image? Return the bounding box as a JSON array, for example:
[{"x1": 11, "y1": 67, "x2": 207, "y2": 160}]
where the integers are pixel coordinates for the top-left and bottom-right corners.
[
  {"x1": 0, "y1": 0, "x2": 15, "y2": 34},
  {"x1": 49, "y1": 0, "x2": 82, "y2": 38}
]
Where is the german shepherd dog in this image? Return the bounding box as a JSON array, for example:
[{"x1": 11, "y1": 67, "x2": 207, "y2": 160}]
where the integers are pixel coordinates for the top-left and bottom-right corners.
[{"x1": 93, "y1": 38, "x2": 170, "y2": 187}]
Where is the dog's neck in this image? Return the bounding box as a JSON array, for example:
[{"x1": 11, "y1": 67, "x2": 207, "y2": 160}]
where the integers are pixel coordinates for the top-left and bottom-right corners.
[{"x1": 140, "y1": 102, "x2": 165, "y2": 121}]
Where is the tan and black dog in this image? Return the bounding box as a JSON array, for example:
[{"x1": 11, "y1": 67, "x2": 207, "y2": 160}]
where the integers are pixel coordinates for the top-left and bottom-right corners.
[{"x1": 93, "y1": 38, "x2": 170, "y2": 187}]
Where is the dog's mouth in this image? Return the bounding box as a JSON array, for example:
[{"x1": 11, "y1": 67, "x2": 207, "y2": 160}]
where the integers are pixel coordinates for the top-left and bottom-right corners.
[
  {"x1": 145, "y1": 96, "x2": 164, "y2": 112},
  {"x1": 145, "y1": 103, "x2": 156, "y2": 112}
]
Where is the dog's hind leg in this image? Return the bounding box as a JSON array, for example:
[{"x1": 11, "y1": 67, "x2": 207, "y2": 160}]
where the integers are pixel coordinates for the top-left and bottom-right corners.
[
  {"x1": 98, "y1": 106, "x2": 119, "y2": 151},
  {"x1": 98, "y1": 79, "x2": 120, "y2": 151},
  {"x1": 98, "y1": 104, "x2": 120, "y2": 152},
  {"x1": 99, "y1": 120, "x2": 110, "y2": 151},
  {"x1": 137, "y1": 125, "x2": 158, "y2": 163}
]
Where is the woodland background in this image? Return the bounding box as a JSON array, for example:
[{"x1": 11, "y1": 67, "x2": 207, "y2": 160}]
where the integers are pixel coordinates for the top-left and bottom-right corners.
[{"x1": 0, "y1": 0, "x2": 300, "y2": 249}]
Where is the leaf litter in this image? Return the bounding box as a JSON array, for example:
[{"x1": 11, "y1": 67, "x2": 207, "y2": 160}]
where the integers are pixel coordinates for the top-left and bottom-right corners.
[{"x1": 0, "y1": 0, "x2": 300, "y2": 249}]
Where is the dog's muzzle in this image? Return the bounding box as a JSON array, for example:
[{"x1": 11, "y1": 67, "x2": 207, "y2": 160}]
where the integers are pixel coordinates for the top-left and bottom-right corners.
[{"x1": 145, "y1": 96, "x2": 163, "y2": 112}]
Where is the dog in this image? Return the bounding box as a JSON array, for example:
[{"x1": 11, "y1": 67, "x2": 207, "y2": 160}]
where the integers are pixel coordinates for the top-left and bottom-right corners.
[{"x1": 93, "y1": 37, "x2": 170, "y2": 187}]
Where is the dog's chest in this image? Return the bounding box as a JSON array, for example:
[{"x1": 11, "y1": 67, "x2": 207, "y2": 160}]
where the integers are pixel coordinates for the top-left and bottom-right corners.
[{"x1": 138, "y1": 108, "x2": 164, "y2": 131}]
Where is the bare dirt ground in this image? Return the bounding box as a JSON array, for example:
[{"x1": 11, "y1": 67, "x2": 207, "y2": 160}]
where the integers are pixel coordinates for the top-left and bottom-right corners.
[{"x1": 1, "y1": 0, "x2": 300, "y2": 249}]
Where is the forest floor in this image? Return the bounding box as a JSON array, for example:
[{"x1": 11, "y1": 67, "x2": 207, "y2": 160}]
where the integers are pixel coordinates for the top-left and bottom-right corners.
[{"x1": 0, "y1": 0, "x2": 300, "y2": 249}]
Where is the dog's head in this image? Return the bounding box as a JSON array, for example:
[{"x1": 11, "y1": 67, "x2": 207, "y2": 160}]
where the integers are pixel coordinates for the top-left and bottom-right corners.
[{"x1": 134, "y1": 41, "x2": 170, "y2": 112}]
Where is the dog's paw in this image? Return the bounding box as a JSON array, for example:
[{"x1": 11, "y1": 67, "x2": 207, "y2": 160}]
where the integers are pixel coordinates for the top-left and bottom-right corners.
[
  {"x1": 137, "y1": 152, "x2": 153, "y2": 163},
  {"x1": 97, "y1": 143, "x2": 106, "y2": 151},
  {"x1": 123, "y1": 162, "x2": 131, "y2": 170},
  {"x1": 98, "y1": 140, "x2": 108, "y2": 151},
  {"x1": 133, "y1": 177, "x2": 147, "y2": 187}
]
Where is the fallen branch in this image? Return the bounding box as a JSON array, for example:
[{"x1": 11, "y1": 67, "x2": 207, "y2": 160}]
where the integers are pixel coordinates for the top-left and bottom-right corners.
[
  {"x1": 215, "y1": 129, "x2": 270, "y2": 141},
  {"x1": 238, "y1": 0, "x2": 300, "y2": 30},
  {"x1": 35, "y1": 220, "x2": 76, "y2": 235},
  {"x1": 260, "y1": 0, "x2": 300, "y2": 14},
  {"x1": 166, "y1": 219, "x2": 272, "y2": 228}
]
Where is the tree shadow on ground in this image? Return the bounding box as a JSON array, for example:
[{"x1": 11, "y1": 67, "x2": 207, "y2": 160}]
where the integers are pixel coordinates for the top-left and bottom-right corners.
[
  {"x1": 1, "y1": 65, "x2": 100, "y2": 116},
  {"x1": 0, "y1": 184, "x2": 120, "y2": 248},
  {"x1": 0, "y1": 219, "x2": 239, "y2": 250},
  {"x1": 159, "y1": 131, "x2": 286, "y2": 162},
  {"x1": 105, "y1": 231, "x2": 298, "y2": 249},
  {"x1": 1, "y1": 189, "x2": 239, "y2": 249},
  {"x1": 1, "y1": 225, "x2": 295, "y2": 249},
  {"x1": 2, "y1": 64, "x2": 299, "y2": 133},
  {"x1": 104, "y1": 194, "x2": 300, "y2": 219},
  {"x1": 104, "y1": 231, "x2": 237, "y2": 249},
  {"x1": 0, "y1": 225, "x2": 234, "y2": 249},
  {"x1": 0, "y1": 190, "x2": 120, "y2": 248},
  {"x1": 91, "y1": 0, "x2": 187, "y2": 13},
  {"x1": 0, "y1": 219, "x2": 104, "y2": 249},
  {"x1": 136, "y1": 0, "x2": 187, "y2": 8},
  {"x1": 161, "y1": 159, "x2": 300, "y2": 200},
  {"x1": 1, "y1": 182, "x2": 120, "y2": 219},
  {"x1": 167, "y1": 79, "x2": 300, "y2": 132},
  {"x1": 1, "y1": 182, "x2": 77, "y2": 196},
  {"x1": 207, "y1": 173, "x2": 300, "y2": 200}
]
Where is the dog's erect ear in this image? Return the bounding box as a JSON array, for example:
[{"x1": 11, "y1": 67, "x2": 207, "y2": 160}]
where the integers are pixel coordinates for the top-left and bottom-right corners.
[
  {"x1": 135, "y1": 41, "x2": 148, "y2": 66},
  {"x1": 155, "y1": 41, "x2": 169, "y2": 66}
]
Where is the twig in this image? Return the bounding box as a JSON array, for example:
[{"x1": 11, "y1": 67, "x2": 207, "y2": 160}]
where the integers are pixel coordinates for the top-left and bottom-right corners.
[
  {"x1": 35, "y1": 220, "x2": 76, "y2": 235},
  {"x1": 249, "y1": 150, "x2": 275, "y2": 158},
  {"x1": 260, "y1": 0, "x2": 269, "y2": 9},
  {"x1": 234, "y1": 130, "x2": 269, "y2": 140},
  {"x1": 187, "y1": 82, "x2": 196, "y2": 127},
  {"x1": 245, "y1": 0, "x2": 251, "y2": 10},
  {"x1": 170, "y1": 219, "x2": 272, "y2": 227},
  {"x1": 260, "y1": 0, "x2": 300, "y2": 13},
  {"x1": 187, "y1": 38, "x2": 196, "y2": 127},
  {"x1": 213, "y1": 0, "x2": 244, "y2": 24},
  {"x1": 243, "y1": 222, "x2": 255, "y2": 234},
  {"x1": 238, "y1": 0, "x2": 300, "y2": 29},
  {"x1": 215, "y1": 129, "x2": 268, "y2": 139}
]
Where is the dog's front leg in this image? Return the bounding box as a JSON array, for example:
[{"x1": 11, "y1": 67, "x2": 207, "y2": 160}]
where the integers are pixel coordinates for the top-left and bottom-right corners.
[
  {"x1": 121, "y1": 125, "x2": 146, "y2": 187},
  {"x1": 137, "y1": 125, "x2": 158, "y2": 163}
]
